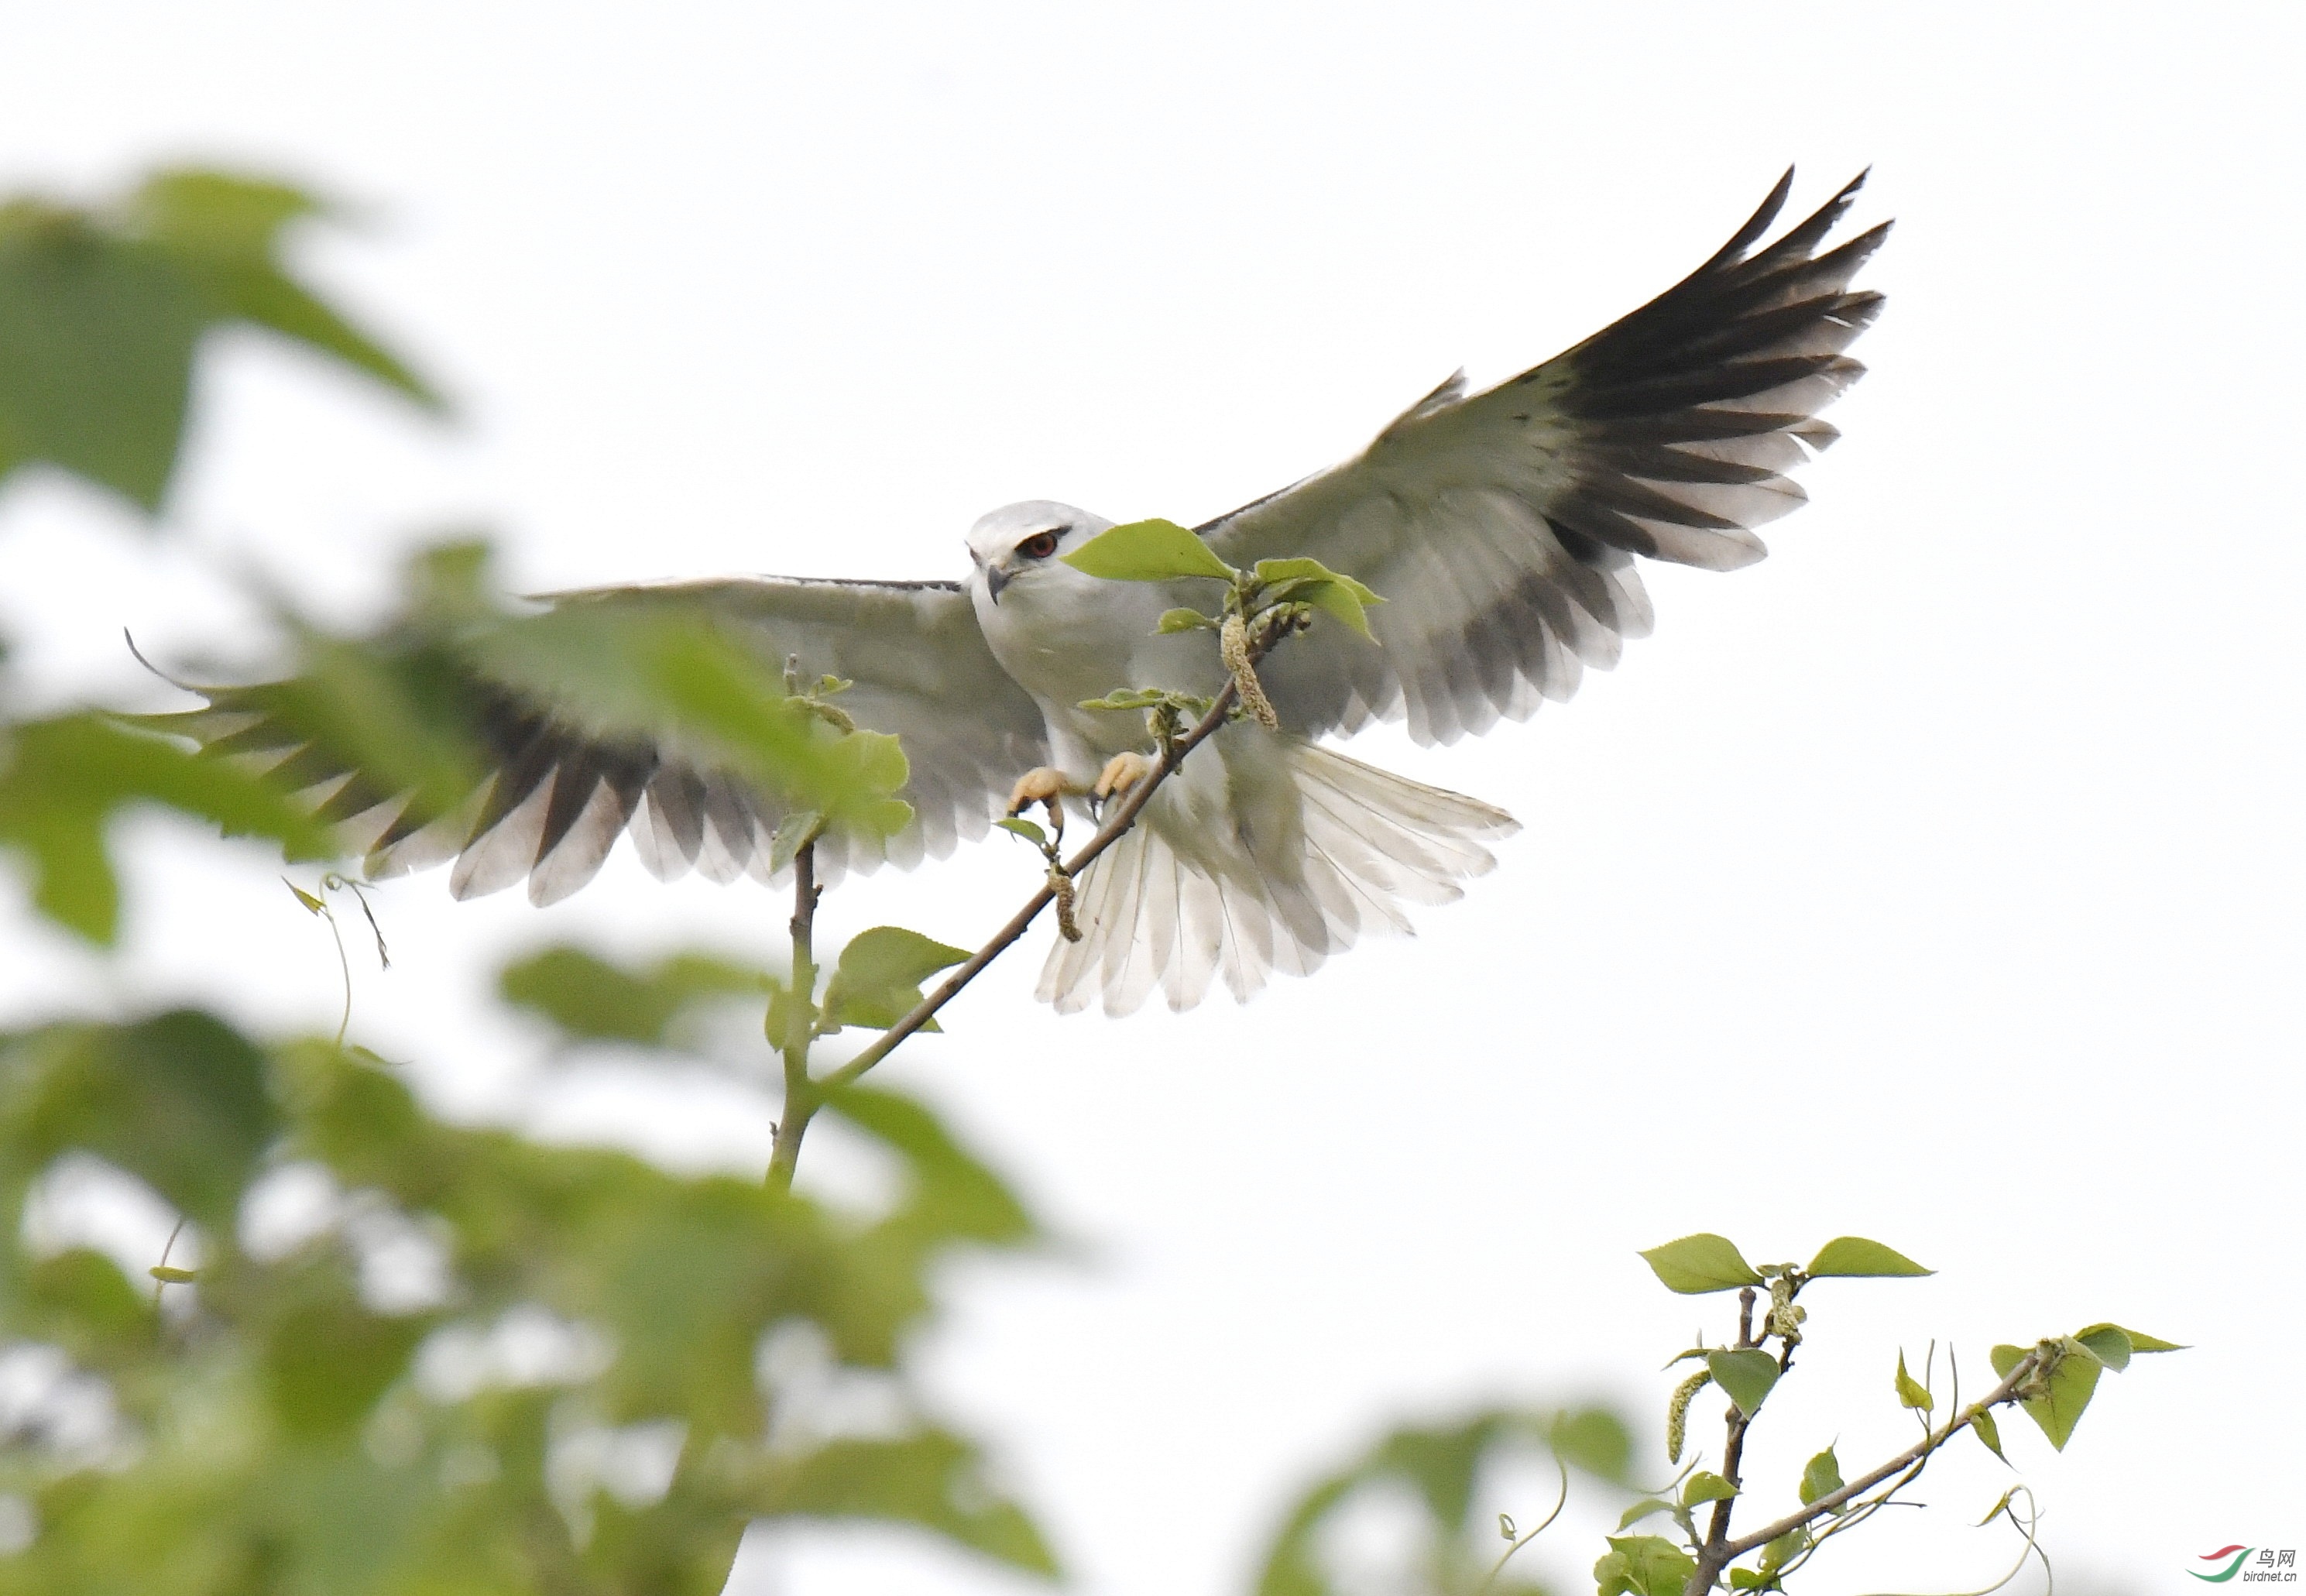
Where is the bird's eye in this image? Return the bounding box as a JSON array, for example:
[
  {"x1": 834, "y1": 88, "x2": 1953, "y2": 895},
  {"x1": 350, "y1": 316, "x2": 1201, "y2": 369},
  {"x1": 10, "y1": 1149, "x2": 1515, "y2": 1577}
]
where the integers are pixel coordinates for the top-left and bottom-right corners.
[{"x1": 1017, "y1": 530, "x2": 1060, "y2": 560}]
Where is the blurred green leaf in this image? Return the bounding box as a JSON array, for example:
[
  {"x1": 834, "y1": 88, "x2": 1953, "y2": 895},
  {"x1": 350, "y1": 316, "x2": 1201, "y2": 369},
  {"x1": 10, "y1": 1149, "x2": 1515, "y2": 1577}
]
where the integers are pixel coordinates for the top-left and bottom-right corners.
[
  {"x1": 1060, "y1": 517, "x2": 1236, "y2": 583},
  {"x1": 255, "y1": 1250, "x2": 432, "y2": 1439},
  {"x1": 827, "y1": 1084, "x2": 1035, "y2": 1248},
  {"x1": 474, "y1": 604, "x2": 912, "y2": 839},
  {"x1": 750, "y1": 1431, "x2": 1059, "y2": 1577},
  {"x1": 1547, "y1": 1404, "x2": 1634, "y2": 1485},
  {"x1": 1595, "y1": 1534, "x2": 1697, "y2": 1596},
  {"x1": 1759, "y1": 1526, "x2": 1809, "y2": 1576},
  {"x1": 0, "y1": 1010, "x2": 276, "y2": 1227},
  {"x1": 1707, "y1": 1350, "x2": 1779, "y2": 1417},
  {"x1": 821, "y1": 926, "x2": 969, "y2": 1034},
  {"x1": 1804, "y1": 1237, "x2": 1932, "y2": 1279},
  {"x1": 1251, "y1": 1405, "x2": 1635, "y2": 1596},
  {"x1": 0, "y1": 714, "x2": 335, "y2": 942},
  {"x1": 1797, "y1": 1445, "x2": 1844, "y2": 1508},
  {"x1": 0, "y1": 170, "x2": 435, "y2": 513},
  {"x1": 995, "y1": 815, "x2": 1047, "y2": 845},
  {"x1": 1894, "y1": 1350, "x2": 1933, "y2": 1412},
  {"x1": 1618, "y1": 1498, "x2": 1676, "y2": 1529},
  {"x1": 498, "y1": 945, "x2": 769, "y2": 1049},
  {"x1": 1154, "y1": 606, "x2": 1218, "y2": 634},
  {"x1": 1639, "y1": 1234, "x2": 1762, "y2": 1295}
]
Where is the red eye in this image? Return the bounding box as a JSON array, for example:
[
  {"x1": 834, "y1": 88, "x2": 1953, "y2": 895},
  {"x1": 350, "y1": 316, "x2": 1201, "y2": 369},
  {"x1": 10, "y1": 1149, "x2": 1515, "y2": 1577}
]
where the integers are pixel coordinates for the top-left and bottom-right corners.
[{"x1": 1017, "y1": 531, "x2": 1059, "y2": 560}]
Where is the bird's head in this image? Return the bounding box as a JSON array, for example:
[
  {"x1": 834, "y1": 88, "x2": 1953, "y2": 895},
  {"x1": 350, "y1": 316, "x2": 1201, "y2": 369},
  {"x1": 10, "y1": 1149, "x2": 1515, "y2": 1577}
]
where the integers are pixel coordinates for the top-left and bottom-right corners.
[{"x1": 965, "y1": 501, "x2": 1114, "y2": 606}]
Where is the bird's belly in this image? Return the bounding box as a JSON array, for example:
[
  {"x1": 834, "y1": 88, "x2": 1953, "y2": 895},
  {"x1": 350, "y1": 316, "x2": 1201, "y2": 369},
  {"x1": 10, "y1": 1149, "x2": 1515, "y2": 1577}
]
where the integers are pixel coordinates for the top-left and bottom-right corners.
[{"x1": 978, "y1": 587, "x2": 1223, "y2": 767}]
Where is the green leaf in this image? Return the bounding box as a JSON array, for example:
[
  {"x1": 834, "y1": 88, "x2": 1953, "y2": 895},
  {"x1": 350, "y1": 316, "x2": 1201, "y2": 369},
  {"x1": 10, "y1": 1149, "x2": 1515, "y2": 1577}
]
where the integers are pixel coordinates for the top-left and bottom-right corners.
[
  {"x1": 1707, "y1": 1349, "x2": 1781, "y2": 1416},
  {"x1": 2077, "y1": 1320, "x2": 2185, "y2": 1360},
  {"x1": 1894, "y1": 1350, "x2": 1934, "y2": 1412},
  {"x1": 749, "y1": 1430, "x2": 1059, "y2": 1576},
  {"x1": 1805, "y1": 1236, "x2": 1933, "y2": 1279},
  {"x1": 1970, "y1": 1404, "x2": 2009, "y2": 1464},
  {"x1": 1251, "y1": 557, "x2": 1385, "y2": 643},
  {"x1": 768, "y1": 809, "x2": 824, "y2": 877},
  {"x1": 826, "y1": 1084, "x2": 1036, "y2": 1248},
  {"x1": 0, "y1": 1010, "x2": 277, "y2": 1227},
  {"x1": 0, "y1": 714, "x2": 336, "y2": 942},
  {"x1": 1989, "y1": 1344, "x2": 2026, "y2": 1381},
  {"x1": 1618, "y1": 1498, "x2": 1676, "y2": 1529},
  {"x1": 1759, "y1": 1526, "x2": 1810, "y2": 1576},
  {"x1": 995, "y1": 815, "x2": 1048, "y2": 845},
  {"x1": 1595, "y1": 1534, "x2": 1698, "y2": 1596},
  {"x1": 1639, "y1": 1234, "x2": 1764, "y2": 1294},
  {"x1": 1060, "y1": 517, "x2": 1237, "y2": 583},
  {"x1": 1548, "y1": 1405, "x2": 1635, "y2": 1485},
  {"x1": 1155, "y1": 607, "x2": 1219, "y2": 634},
  {"x1": 2074, "y1": 1323, "x2": 2133, "y2": 1371},
  {"x1": 146, "y1": 1264, "x2": 197, "y2": 1283},
  {"x1": 2016, "y1": 1340, "x2": 2102, "y2": 1451},
  {"x1": 0, "y1": 170, "x2": 436, "y2": 513},
  {"x1": 498, "y1": 945, "x2": 770, "y2": 1049},
  {"x1": 1798, "y1": 1446, "x2": 1844, "y2": 1507},
  {"x1": 821, "y1": 927, "x2": 970, "y2": 1033},
  {"x1": 1729, "y1": 1570, "x2": 1773, "y2": 1591},
  {"x1": 1683, "y1": 1471, "x2": 1738, "y2": 1506}
]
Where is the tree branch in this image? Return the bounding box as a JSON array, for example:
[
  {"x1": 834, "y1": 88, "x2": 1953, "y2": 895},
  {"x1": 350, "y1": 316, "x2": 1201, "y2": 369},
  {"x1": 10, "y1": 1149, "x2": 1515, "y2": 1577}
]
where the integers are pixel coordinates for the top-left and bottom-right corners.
[
  {"x1": 1693, "y1": 1354, "x2": 2039, "y2": 1584},
  {"x1": 764, "y1": 836, "x2": 820, "y2": 1194},
  {"x1": 819, "y1": 673, "x2": 1244, "y2": 1096}
]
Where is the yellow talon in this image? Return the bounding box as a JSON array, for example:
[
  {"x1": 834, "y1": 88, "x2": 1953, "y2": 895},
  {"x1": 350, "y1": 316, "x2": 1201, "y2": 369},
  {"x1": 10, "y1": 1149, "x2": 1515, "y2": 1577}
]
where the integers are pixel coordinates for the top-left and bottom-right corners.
[
  {"x1": 1095, "y1": 750, "x2": 1155, "y2": 800},
  {"x1": 1008, "y1": 766, "x2": 1071, "y2": 823}
]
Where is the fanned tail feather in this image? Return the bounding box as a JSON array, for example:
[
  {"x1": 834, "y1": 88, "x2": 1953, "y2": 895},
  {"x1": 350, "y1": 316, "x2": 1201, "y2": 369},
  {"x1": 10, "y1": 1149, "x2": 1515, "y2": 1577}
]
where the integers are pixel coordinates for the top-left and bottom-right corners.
[{"x1": 1037, "y1": 742, "x2": 1517, "y2": 1016}]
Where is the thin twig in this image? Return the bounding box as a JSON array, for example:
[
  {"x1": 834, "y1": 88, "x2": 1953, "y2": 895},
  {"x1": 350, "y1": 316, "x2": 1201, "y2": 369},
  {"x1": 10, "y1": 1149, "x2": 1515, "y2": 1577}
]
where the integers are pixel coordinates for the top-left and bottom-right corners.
[
  {"x1": 1477, "y1": 1454, "x2": 1570, "y2": 1594},
  {"x1": 764, "y1": 836, "x2": 821, "y2": 1193},
  {"x1": 1714, "y1": 1359, "x2": 2037, "y2": 1566}
]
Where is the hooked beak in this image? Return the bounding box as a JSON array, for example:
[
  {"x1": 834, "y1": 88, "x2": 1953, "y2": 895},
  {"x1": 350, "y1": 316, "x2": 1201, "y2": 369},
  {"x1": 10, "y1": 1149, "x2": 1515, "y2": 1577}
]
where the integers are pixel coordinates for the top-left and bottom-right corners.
[{"x1": 985, "y1": 563, "x2": 1011, "y2": 604}]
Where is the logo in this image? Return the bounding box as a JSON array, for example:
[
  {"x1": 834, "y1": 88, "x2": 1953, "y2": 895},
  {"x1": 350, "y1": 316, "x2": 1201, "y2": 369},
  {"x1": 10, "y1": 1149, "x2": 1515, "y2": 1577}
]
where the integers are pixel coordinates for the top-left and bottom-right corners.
[{"x1": 2191, "y1": 1547, "x2": 2299, "y2": 1584}]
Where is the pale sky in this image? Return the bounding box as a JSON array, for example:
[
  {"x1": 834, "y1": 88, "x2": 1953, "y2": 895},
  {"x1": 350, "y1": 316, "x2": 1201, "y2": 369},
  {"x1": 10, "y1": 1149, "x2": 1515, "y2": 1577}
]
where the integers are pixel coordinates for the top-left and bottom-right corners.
[{"x1": 2, "y1": 5, "x2": 2301, "y2": 1592}]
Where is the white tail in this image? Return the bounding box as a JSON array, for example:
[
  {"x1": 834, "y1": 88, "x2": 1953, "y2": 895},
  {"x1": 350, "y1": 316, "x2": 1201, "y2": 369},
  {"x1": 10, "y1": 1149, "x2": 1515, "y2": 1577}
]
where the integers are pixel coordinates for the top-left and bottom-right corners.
[{"x1": 1037, "y1": 739, "x2": 1518, "y2": 1015}]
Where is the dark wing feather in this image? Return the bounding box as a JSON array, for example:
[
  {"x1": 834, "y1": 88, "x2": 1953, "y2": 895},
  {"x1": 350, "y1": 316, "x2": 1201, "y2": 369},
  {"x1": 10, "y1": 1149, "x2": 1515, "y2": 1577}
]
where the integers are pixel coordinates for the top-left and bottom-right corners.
[
  {"x1": 151, "y1": 577, "x2": 1045, "y2": 904},
  {"x1": 1201, "y1": 170, "x2": 1888, "y2": 745}
]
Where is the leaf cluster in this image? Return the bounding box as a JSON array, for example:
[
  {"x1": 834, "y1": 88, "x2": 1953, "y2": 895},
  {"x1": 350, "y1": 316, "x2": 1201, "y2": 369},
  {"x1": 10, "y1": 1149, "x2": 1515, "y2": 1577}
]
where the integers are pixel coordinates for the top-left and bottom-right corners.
[
  {"x1": 0, "y1": 981, "x2": 1053, "y2": 1595},
  {"x1": 0, "y1": 164, "x2": 1054, "y2": 1594}
]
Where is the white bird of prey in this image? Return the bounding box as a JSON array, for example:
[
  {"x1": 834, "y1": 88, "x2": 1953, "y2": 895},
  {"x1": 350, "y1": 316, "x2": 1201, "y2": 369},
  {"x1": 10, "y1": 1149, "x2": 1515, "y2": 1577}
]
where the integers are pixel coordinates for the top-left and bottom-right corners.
[{"x1": 174, "y1": 170, "x2": 1886, "y2": 1016}]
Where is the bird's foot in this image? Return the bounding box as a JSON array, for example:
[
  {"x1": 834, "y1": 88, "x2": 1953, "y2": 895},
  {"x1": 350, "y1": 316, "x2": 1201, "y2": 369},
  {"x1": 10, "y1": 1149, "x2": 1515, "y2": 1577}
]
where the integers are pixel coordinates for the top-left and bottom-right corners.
[
  {"x1": 1094, "y1": 750, "x2": 1155, "y2": 801},
  {"x1": 1007, "y1": 767, "x2": 1079, "y2": 828}
]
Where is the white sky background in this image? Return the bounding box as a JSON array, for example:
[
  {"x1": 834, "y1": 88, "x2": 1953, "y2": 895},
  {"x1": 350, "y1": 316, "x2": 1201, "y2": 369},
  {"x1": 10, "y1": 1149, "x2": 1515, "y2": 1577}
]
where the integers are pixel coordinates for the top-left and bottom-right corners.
[{"x1": 2, "y1": 3, "x2": 2301, "y2": 1592}]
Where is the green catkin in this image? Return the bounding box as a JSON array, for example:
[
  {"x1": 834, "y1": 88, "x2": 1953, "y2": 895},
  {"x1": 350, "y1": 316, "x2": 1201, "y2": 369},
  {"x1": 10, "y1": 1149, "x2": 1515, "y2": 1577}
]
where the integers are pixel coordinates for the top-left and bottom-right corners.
[{"x1": 1668, "y1": 1369, "x2": 1712, "y2": 1465}]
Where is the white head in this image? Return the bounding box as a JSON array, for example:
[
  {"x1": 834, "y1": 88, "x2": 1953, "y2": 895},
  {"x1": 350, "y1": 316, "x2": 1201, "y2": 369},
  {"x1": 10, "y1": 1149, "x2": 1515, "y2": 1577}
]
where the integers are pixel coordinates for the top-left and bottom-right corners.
[{"x1": 964, "y1": 500, "x2": 1114, "y2": 606}]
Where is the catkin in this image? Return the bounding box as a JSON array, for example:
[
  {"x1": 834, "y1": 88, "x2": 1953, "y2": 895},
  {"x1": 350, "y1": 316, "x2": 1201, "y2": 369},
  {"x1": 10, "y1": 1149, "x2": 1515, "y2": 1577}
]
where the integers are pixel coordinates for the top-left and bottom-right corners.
[
  {"x1": 1050, "y1": 867, "x2": 1082, "y2": 942},
  {"x1": 1220, "y1": 613, "x2": 1279, "y2": 730},
  {"x1": 1666, "y1": 1369, "x2": 1711, "y2": 1465}
]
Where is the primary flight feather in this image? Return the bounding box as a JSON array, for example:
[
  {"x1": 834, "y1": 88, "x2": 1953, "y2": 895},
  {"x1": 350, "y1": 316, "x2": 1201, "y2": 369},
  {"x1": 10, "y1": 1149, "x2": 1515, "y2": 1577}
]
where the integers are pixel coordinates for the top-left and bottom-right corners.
[{"x1": 162, "y1": 170, "x2": 1887, "y2": 1014}]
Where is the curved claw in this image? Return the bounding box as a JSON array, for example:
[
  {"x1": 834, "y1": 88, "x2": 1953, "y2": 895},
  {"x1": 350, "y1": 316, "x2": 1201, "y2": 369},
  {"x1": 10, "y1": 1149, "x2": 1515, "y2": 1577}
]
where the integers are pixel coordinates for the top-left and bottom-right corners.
[
  {"x1": 1008, "y1": 766, "x2": 1072, "y2": 825},
  {"x1": 1094, "y1": 750, "x2": 1155, "y2": 801}
]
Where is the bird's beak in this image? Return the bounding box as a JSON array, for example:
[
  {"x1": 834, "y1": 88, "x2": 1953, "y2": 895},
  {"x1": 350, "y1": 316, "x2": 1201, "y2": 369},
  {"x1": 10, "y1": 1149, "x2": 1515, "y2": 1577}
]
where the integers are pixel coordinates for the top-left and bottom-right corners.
[{"x1": 985, "y1": 564, "x2": 1011, "y2": 604}]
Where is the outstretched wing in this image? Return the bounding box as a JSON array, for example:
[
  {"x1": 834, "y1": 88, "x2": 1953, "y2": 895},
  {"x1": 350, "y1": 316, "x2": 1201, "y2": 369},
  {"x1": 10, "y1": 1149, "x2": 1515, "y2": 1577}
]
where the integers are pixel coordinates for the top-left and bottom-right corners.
[
  {"x1": 1202, "y1": 169, "x2": 1888, "y2": 745},
  {"x1": 159, "y1": 576, "x2": 1046, "y2": 903}
]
